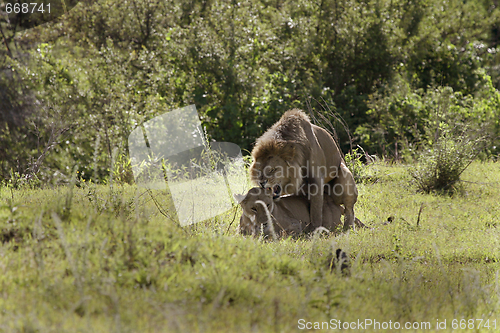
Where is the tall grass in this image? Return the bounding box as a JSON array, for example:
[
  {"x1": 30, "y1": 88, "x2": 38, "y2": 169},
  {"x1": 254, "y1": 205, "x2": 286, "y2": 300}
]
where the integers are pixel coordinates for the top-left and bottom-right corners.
[{"x1": 0, "y1": 161, "x2": 499, "y2": 332}]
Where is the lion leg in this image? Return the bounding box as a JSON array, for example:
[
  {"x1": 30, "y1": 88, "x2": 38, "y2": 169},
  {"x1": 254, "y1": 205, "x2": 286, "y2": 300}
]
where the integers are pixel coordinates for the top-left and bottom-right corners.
[
  {"x1": 340, "y1": 162, "x2": 358, "y2": 231},
  {"x1": 327, "y1": 162, "x2": 358, "y2": 231},
  {"x1": 239, "y1": 214, "x2": 256, "y2": 236},
  {"x1": 308, "y1": 178, "x2": 324, "y2": 229},
  {"x1": 343, "y1": 205, "x2": 355, "y2": 231}
]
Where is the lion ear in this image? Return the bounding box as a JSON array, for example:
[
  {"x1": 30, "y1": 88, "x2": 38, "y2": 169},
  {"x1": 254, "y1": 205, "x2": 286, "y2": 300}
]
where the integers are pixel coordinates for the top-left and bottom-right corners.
[{"x1": 233, "y1": 193, "x2": 247, "y2": 204}]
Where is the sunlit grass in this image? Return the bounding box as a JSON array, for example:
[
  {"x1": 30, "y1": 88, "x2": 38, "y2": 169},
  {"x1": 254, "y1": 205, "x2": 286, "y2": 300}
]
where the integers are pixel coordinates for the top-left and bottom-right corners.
[{"x1": 0, "y1": 161, "x2": 499, "y2": 332}]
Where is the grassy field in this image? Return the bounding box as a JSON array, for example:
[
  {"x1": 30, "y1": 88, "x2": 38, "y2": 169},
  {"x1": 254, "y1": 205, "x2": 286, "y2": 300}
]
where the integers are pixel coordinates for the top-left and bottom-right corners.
[{"x1": 0, "y1": 161, "x2": 499, "y2": 332}]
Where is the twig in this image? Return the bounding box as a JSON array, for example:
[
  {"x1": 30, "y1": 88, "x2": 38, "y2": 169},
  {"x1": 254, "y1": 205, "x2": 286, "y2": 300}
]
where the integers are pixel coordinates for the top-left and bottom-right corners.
[
  {"x1": 306, "y1": 97, "x2": 354, "y2": 161},
  {"x1": 459, "y1": 180, "x2": 500, "y2": 185},
  {"x1": 225, "y1": 206, "x2": 239, "y2": 235},
  {"x1": 257, "y1": 200, "x2": 277, "y2": 241},
  {"x1": 28, "y1": 125, "x2": 69, "y2": 180},
  {"x1": 416, "y1": 203, "x2": 424, "y2": 227},
  {"x1": 145, "y1": 188, "x2": 183, "y2": 232}
]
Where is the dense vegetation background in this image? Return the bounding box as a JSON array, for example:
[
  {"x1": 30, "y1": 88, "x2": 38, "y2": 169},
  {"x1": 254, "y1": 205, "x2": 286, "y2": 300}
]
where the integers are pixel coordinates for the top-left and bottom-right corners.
[{"x1": 1, "y1": 0, "x2": 500, "y2": 184}]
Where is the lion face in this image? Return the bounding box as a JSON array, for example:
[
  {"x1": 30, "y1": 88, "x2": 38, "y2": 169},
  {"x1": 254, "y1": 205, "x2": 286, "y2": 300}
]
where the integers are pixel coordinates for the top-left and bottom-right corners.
[
  {"x1": 234, "y1": 187, "x2": 275, "y2": 235},
  {"x1": 249, "y1": 155, "x2": 304, "y2": 198}
]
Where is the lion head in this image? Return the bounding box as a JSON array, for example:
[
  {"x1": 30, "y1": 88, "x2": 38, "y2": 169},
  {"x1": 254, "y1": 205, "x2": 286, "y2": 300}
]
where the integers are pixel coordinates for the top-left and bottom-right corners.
[
  {"x1": 249, "y1": 141, "x2": 307, "y2": 198},
  {"x1": 249, "y1": 110, "x2": 311, "y2": 198},
  {"x1": 234, "y1": 187, "x2": 276, "y2": 236}
]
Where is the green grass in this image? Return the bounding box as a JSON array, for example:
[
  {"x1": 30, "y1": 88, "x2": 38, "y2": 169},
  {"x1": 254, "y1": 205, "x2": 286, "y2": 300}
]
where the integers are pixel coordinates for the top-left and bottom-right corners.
[{"x1": 1, "y1": 161, "x2": 499, "y2": 332}]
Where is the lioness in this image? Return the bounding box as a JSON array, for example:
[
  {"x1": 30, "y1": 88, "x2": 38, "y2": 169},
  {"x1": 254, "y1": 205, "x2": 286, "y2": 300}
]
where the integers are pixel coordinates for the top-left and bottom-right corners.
[
  {"x1": 249, "y1": 109, "x2": 358, "y2": 231},
  {"x1": 235, "y1": 187, "x2": 363, "y2": 238}
]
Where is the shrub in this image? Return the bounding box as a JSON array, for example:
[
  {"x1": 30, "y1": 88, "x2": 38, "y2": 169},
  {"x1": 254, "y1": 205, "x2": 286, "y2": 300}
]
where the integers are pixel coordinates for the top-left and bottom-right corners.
[
  {"x1": 344, "y1": 148, "x2": 379, "y2": 184},
  {"x1": 409, "y1": 129, "x2": 485, "y2": 194}
]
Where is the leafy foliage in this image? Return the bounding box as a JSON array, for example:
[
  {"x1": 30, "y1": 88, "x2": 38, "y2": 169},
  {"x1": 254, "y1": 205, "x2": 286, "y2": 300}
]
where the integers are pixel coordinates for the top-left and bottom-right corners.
[
  {"x1": 1, "y1": 0, "x2": 500, "y2": 182},
  {"x1": 410, "y1": 129, "x2": 486, "y2": 194},
  {"x1": 344, "y1": 148, "x2": 379, "y2": 184},
  {"x1": 359, "y1": 76, "x2": 500, "y2": 159}
]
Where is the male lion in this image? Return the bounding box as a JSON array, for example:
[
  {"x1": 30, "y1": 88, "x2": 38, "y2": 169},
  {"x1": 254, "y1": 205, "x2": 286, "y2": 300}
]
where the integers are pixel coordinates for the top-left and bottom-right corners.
[
  {"x1": 249, "y1": 109, "x2": 358, "y2": 231},
  {"x1": 234, "y1": 187, "x2": 364, "y2": 238}
]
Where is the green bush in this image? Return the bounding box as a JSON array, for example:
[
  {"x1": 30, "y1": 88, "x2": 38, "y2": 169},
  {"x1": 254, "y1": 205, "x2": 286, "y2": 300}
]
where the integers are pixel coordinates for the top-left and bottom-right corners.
[
  {"x1": 359, "y1": 75, "x2": 500, "y2": 159},
  {"x1": 409, "y1": 129, "x2": 485, "y2": 194},
  {"x1": 344, "y1": 148, "x2": 379, "y2": 184}
]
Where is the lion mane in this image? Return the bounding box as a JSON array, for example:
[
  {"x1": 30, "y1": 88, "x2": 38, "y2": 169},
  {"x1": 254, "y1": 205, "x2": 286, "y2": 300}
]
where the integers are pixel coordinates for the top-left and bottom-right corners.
[
  {"x1": 251, "y1": 109, "x2": 311, "y2": 171},
  {"x1": 249, "y1": 108, "x2": 358, "y2": 231}
]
